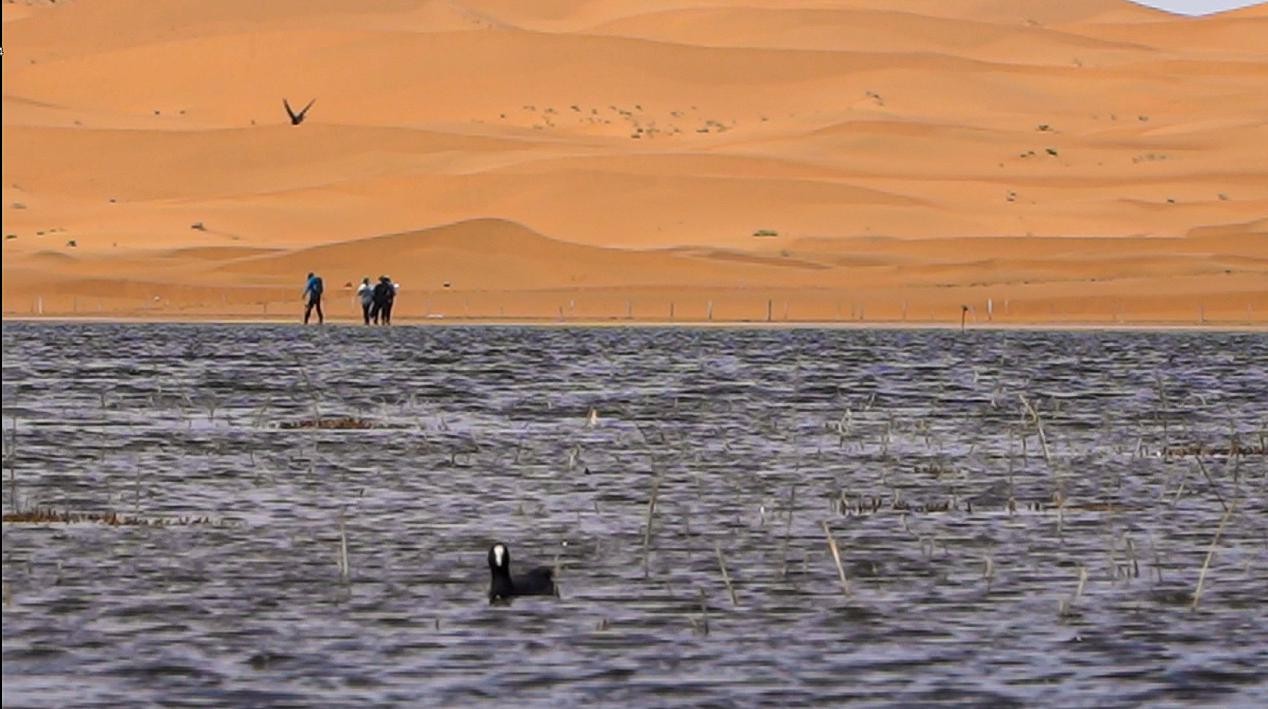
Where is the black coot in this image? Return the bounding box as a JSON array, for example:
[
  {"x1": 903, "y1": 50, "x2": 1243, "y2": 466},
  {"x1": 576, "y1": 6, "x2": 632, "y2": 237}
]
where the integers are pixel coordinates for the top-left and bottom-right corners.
[{"x1": 488, "y1": 543, "x2": 557, "y2": 603}]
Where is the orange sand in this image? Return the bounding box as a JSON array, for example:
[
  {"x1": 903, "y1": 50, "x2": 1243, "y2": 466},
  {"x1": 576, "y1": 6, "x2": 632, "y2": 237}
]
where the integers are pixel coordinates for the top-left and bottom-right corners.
[{"x1": 3, "y1": 0, "x2": 1266, "y2": 326}]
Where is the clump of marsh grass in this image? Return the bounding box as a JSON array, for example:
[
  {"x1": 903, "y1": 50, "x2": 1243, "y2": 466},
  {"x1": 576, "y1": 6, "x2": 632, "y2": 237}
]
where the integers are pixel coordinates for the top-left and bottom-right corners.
[
  {"x1": 1164, "y1": 441, "x2": 1266, "y2": 459},
  {"x1": 281, "y1": 417, "x2": 379, "y2": 430},
  {"x1": 3, "y1": 508, "x2": 225, "y2": 526}
]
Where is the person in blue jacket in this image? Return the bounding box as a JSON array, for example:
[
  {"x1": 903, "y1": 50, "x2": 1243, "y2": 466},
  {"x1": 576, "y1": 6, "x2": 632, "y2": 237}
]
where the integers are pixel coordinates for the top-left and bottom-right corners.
[{"x1": 303, "y1": 272, "x2": 324, "y2": 325}]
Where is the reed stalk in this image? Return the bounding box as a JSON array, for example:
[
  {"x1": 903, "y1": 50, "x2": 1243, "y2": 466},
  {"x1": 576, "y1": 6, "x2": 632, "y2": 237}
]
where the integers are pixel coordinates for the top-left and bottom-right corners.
[
  {"x1": 642, "y1": 470, "x2": 662, "y2": 579},
  {"x1": 1019, "y1": 395, "x2": 1052, "y2": 466},
  {"x1": 337, "y1": 513, "x2": 351, "y2": 581},
  {"x1": 1194, "y1": 458, "x2": 1229, "y2": 512},
  {"x1": 780, "y1": 485, "x2": 797, "y2": 579},
  {"x1": 6, "y1": 418, "x2": 17, "y2": 515},
  {"x1": 715, "y1": 543, "x2": 738, "y2": 607},
  {"x1": 822, "y1": 521, "x2": 852, "y2": 598},
  {"x1": 1192, "y1": 504, "x2": 1236, "y2": 611}
]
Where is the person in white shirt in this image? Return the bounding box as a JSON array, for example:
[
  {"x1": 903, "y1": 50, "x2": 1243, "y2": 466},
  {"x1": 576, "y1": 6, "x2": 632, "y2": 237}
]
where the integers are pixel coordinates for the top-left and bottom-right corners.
[{"x1": 356, "y1": 277, "x2": 374, "y2": 325}]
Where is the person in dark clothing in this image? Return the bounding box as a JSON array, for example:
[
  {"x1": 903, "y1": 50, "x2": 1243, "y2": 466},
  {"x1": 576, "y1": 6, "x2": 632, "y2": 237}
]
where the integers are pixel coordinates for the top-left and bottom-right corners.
[
  {"x1": 303, "y1": 272, "x2": 324, "y2": 325},
  {"x1": 369, "y1": 277, "x2": 384, "y2": 324},
  {"x1": 371, "y1": 275, "x2": 396, "y2": 326}
]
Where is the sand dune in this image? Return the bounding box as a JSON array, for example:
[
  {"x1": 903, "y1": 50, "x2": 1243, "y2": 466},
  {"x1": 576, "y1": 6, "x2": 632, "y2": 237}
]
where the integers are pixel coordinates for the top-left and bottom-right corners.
[
  {"x1": 3, "y1": 0, "x2": 1266, "y2": 325},
  {"x1": 586, "y1": 7, "x2": 1159, "y2": 64}
]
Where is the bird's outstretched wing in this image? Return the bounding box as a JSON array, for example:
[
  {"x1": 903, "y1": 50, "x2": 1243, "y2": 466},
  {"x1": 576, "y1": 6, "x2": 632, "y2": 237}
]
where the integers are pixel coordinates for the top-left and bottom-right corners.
[
  {"x1": 283, "y1": 98, "x2": 298, "y2": 123},
  {"x1": 297, "y1": 98, "x2": 316, "y2": 119}
]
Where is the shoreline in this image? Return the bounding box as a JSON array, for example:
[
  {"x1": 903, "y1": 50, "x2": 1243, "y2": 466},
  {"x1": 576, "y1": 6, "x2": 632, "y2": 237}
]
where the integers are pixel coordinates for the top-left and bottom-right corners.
[{"x1": 5, "y1": 314, "x2": 1266, "y2": 333}]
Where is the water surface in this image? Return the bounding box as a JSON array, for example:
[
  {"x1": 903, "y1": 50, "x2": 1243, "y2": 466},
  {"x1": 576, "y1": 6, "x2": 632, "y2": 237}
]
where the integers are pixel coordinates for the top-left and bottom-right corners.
[{"x1": 3, "y1": 323, "x2": 1266, "y2": 706}]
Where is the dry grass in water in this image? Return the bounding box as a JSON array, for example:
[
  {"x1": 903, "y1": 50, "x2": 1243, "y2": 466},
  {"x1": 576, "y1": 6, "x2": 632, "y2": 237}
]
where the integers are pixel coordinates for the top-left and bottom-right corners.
[
  {"x1": 1164, "y1": 442, "x2": 1266, "y2": 458},
  {"x1": 280, "y1": 417, "x2": 378, "y2": 430},
  {"x1": 3, "y1": 508, "x2": 224, "y2": 526}
]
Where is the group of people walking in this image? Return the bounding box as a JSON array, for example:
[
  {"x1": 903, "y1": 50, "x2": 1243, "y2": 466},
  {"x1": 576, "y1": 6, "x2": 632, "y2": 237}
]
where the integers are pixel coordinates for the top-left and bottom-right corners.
[
  {"x1": 302, "y1": 272, "x2": 397, "y2": 325},
  {"x1": 358, "y1": 275, "x2": 398, "y2": 325}
]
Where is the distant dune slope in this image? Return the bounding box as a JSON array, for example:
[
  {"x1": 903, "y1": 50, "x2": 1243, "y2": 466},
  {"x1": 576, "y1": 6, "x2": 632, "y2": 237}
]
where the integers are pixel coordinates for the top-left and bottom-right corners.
[{"x1": 3, "y1": 0, "x2": 1266, "y2": 323}]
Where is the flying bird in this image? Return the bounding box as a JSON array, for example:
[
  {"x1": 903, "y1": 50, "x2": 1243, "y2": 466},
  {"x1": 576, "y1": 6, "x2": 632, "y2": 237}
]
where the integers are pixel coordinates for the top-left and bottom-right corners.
[{"x1": 283, "y1": 98, "x2": 315, "y2": 126}]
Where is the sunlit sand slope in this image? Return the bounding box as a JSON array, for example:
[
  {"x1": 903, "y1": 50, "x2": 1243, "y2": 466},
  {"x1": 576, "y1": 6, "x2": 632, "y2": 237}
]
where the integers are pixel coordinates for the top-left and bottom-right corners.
[{"x1": 3, "y1": 0, "x2": 1266, "y2": 323}]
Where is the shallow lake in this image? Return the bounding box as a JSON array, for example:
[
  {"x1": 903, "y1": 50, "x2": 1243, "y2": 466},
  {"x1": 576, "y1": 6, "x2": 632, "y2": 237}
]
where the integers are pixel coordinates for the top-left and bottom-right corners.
[{"x1": 3, "y1": 323, "x2": 1266, "y2": 706}]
